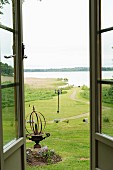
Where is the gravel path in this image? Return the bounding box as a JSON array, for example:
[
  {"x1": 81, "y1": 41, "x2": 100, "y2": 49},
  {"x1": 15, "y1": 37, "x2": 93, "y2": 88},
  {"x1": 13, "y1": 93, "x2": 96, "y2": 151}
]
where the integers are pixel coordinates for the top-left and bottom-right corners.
[
  {"x1": 48, "y1": 89, "x2": 89, "y2": 123},
  {"x1": 60, "y1": 112, "x2": 89, "y2": 121},
  {"x1": 70, "y1": 89, "x2": 89, "y2": 104}
]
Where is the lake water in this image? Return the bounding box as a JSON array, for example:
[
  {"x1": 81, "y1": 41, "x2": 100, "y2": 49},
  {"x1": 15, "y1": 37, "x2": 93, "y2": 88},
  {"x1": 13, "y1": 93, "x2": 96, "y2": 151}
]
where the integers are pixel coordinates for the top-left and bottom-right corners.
[{"x1": 24, "y1": 71, "x2": 113, "y2": 87}]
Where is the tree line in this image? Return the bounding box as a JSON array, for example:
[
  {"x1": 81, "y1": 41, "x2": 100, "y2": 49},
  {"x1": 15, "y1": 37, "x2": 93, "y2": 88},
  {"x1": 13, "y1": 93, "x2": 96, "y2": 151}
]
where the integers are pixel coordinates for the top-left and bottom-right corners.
[
  {"x1": 0, "y1": 62, "x2": 14, "y2": 76},
  {"x1": 24, "y1": 67, "x2": 113, "y2": 72}
]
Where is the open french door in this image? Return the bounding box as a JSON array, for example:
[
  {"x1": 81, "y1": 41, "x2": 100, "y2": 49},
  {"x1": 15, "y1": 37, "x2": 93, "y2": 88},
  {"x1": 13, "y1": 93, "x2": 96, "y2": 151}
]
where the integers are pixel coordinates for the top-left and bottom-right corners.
[
  {"x1": 90, "y1": 0, "x2": 113, "y2": 169},
  {"x1": 0, "y1": 0, "x2": 26, "y2": 170}
]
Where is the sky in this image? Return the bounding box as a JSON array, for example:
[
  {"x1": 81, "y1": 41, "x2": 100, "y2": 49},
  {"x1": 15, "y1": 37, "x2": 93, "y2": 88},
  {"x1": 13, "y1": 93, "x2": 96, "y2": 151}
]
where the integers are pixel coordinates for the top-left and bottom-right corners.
[
  {"x1": 1, "y1": 0, "x2": 113, "y2": 69},
  {"x1": 22, "y1": 0, "x2": 89, "y2": 69}
]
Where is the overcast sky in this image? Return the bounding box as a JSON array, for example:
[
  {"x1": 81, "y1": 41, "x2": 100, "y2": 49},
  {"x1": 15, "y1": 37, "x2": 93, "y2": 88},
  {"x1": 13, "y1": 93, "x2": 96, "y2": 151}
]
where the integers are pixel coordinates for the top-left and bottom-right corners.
[
  {"x1": 1, "y1": 0, "x2": 113, "y2": 69},
  {"x1": 23, "y1": 0, "x2": 89, "y2": 69}
]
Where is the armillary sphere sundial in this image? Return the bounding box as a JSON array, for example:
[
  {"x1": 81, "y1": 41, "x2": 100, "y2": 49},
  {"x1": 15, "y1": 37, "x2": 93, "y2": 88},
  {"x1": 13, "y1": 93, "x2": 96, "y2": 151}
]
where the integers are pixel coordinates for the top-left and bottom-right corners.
[{"x1": 26, "y1": 106, "x2": 50, "y2": 148}]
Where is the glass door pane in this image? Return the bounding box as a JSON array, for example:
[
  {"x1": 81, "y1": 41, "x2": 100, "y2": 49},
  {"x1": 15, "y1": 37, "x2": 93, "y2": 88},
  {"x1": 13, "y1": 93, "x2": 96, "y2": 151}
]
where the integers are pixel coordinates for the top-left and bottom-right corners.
[
  {"x1": 101, "y1": 31, "x2": 113, "y2": 75},
  {"x1": 0, "y1": 0, "x2": 19, "y2": 146},
  {"x1": 0, "y1": 0, "x2": 13, "y2": 28},
  {"x1": 100, "y1": 0, "x2": 113, "y2": 138},
  {"x1": 101, "y1": 84, "x2": 113, "y2": 137},
  {"x1": 0, "y1": 29, "x2": 14, "y2": 84},
  {"x1": 101, "y1": 0, "x2": 113, "y2": 29},
  {"x1": 2, "y1": 86, "x2": 17, "y2": 145}
]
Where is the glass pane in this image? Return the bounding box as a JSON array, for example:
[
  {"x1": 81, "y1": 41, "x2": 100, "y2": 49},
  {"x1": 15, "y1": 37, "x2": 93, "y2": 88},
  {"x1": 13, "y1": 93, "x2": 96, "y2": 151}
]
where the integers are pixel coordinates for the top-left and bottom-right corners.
[
  {"x1": 2, "y1": 86, "x2": 18, "y2": 146},
  {"x1": 101, "y1": 31, "x2": 113, "y2": 80},
  {"x1": 0, "y1": 28, "x2": 16, "y2": 84},
  {"x1": 101, "y1": 0, "x2": 113, "y2": 29},
  {"x1": 101, "y1": 84, "x2": 113, "y2": 137},
  {"x1": 0, "y1": 0, "x2": 13, "y2": 28}
]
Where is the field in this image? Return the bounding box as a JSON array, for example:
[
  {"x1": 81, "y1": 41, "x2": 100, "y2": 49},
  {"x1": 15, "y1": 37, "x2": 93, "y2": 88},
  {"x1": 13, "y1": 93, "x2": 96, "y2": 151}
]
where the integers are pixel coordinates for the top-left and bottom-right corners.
[
  {"x1": 2, "y1": 76, "x2": 113, "y2": 169},
  {"x1": 24, "y1": 78, "x2": 90, "y2": 170}
]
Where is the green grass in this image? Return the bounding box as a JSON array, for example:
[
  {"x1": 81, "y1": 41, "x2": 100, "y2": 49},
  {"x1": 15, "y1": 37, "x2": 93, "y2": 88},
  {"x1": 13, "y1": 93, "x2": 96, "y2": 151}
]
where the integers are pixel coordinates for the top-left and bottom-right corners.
[
  {"x1": 25, "y1": 87, "x2": 89, "y2": 122},
  {"x1": 25, "y1": 82, "x2": 113, "y2": 169},
  {"x1": 2, "y1": 77, "x2": 113, "y2": 169},
  {"x1": 80, "y1": 84, "x2": 113, "y2": 137},
  {"x1": 2, "y1": 106, "x2": 17, "y2": 145},
  {"x1": 25, "y1": 84, "x2": 90, "y2": 170},
  {"x1": 102, "y1": 107, "x2": 113, "y2": 137},
  {"x1": 2, "y1": 78, "x2": 90, "y2": 169},
  {"x1": 2, "y1": 87, "x2": 16, "y2": 145},
  {"x1": 26, "y1": 118, "x2": 90, "y2": 170},
  {"x1": 24, "y1": 78, "x2": 69, "y2": 102}
]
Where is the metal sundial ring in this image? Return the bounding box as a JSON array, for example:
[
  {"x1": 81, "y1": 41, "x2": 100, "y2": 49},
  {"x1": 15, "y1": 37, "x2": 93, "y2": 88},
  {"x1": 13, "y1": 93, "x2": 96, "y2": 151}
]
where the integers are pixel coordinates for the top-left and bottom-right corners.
[{"x1": 25, "y1": 106, "x2": 50, "y2": 148}]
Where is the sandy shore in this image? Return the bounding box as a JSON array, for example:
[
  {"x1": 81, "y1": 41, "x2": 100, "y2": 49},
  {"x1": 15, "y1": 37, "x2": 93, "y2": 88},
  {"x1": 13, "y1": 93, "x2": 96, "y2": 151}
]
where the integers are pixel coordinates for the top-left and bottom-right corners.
[
  {"x1": 24, "y1": 77, "x2": 57, "y2": 88},
  {"x1": 1, "y1": 76, "x2": 60, "y2": 89}
]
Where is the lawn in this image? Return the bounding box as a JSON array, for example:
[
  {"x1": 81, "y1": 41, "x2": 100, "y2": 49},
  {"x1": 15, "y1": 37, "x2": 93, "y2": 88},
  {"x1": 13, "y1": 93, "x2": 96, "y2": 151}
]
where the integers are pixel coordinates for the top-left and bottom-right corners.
[
  {"x1": 2, "y1": 77, "x2": 113, "y2": 169},
  {"x1": 26, "y1": 118, "x2": 90, "y2": 170},
  {"x1": 25, "y1": 78, "x2": 90, "y2": 170}
]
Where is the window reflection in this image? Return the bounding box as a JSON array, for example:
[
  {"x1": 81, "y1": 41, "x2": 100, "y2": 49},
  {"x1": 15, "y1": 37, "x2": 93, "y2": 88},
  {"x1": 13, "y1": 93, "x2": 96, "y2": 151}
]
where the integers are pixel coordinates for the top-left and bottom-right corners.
[
  {"x1": 0, "y1": 0, "x2": 13, "y2": 28},
  {"x1": 101, "y1": 84, "x2": 113, "y2": 137},
  {"x1": 0, "y1": 28, "x2": 14, "y2": 84},
  {"x1": 0, "y1": 0, "x2": 18, "y2": 147},
  {"x1": 101, "y1": 31, "x2": 113, "y2": 80}
]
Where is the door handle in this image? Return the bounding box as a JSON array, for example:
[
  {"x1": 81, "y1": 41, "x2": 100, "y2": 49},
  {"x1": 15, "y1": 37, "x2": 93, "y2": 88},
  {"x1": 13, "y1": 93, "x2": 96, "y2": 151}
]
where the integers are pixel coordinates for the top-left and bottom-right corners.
[
  {"x1": 22, "y1": 43, "x2": 28, "y2": 59},
  {"x1": 4, "y1": 54, "x2": 16, "y2": 59},
  {"x1": 23, "y1": 55, "x2": 28, "y2": 59},
  {"x1": 4, "y1": 54, "x2": 27, "y2": 59},
  {"x1": 4, "y1": 43, "x2": 28, "y2": 59}
]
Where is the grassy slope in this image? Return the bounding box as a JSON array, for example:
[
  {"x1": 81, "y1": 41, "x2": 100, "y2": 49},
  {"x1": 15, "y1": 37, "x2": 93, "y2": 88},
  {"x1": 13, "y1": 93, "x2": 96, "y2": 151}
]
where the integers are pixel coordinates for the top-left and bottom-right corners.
[
  {"x1": 80, "y1": 84, "x2": 113, "y2": 137},
  {"x1": 25, "y1": 82, "x2": 90, "y2": 170},
  {"x1": 26, "y1": 119, "x2": 90, "y2": 170},
  {"x1": 2, "y1": 77, "x2": 113, "y2": 169},
  {"x1": 25, "y1": 87, "x2": 89, "y2": 122}
]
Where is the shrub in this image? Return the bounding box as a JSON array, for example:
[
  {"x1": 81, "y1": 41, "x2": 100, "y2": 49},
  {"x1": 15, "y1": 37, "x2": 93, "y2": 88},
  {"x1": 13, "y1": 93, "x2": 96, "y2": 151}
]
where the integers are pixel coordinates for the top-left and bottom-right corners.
[
  {"x1": 81, "y1": 85, "x2": 89, "y2": 90},
  {"x1": 103, "y1": 117, "x2": 110, "y2": 123},
  {"x1": 102, "y1": 85, "x2": 113, "y2": 104}
]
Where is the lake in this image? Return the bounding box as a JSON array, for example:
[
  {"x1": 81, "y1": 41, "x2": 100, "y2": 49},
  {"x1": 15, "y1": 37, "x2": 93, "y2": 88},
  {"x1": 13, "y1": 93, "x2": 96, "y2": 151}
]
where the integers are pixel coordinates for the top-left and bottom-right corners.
[{"x1": 24, "y1": 71, "x2": 113, "y2": 87}]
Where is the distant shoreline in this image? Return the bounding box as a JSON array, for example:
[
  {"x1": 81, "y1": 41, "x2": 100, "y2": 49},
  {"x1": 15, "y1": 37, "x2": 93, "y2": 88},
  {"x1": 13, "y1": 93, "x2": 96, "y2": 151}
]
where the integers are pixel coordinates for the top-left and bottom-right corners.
[{"x1": 24, "y1": 67, "x2": 113, "y2": 72}]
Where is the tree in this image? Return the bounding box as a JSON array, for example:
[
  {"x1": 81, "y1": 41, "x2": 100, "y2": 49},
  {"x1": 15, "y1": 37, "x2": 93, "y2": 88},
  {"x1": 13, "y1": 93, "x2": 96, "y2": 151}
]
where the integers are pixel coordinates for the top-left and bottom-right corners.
[
  {"x1": 0, "y1": 62, "x2": 14, "y2": 76},
  {"x1": 0, "y1": 0, "x2": 9, "y2": 14}
]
